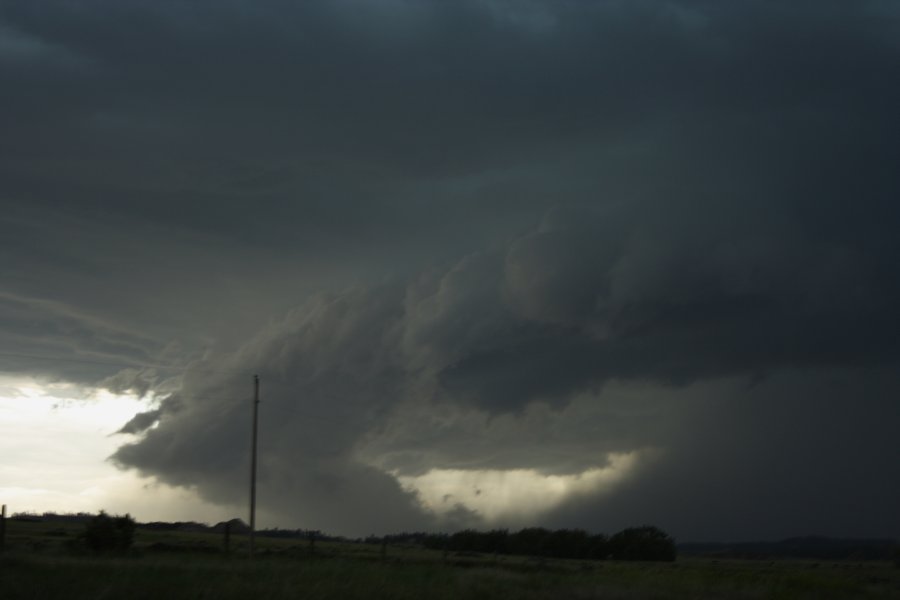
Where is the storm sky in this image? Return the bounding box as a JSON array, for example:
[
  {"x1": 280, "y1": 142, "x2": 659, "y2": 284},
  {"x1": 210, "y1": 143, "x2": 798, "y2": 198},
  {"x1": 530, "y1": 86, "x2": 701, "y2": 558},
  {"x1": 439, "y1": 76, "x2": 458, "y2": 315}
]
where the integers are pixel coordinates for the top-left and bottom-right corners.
[{"x1": 2, "y1": 0, "x2": 899, "y2": 541}]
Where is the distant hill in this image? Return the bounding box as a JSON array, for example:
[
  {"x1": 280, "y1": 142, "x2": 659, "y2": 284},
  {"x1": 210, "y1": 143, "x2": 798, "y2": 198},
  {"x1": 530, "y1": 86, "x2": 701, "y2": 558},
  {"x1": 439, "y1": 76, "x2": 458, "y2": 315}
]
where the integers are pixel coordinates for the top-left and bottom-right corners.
[{"x1": 679, "y1": 536, "x2": 899, "y2": 560}]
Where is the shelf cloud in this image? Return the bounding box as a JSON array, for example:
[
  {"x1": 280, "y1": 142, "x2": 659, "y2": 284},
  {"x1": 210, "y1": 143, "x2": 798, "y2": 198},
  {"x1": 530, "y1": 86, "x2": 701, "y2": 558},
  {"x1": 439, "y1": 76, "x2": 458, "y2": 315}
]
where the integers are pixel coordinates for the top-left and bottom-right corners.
[{"x1": 2, "y1": 0, "x2": 899, "y2": 539}]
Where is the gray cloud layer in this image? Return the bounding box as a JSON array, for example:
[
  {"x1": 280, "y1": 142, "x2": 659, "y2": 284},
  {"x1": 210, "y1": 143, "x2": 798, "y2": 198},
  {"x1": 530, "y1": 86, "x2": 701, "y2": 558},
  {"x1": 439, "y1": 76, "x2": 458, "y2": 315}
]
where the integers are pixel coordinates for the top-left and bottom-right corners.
[{"x1": 2, "y1": 0, "x2": 899, "y2": 539}]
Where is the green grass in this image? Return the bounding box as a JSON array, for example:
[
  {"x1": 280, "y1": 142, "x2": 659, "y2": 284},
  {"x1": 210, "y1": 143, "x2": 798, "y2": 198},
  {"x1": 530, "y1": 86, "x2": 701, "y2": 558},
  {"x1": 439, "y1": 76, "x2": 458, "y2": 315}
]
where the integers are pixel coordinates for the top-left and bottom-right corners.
[
  {"x1": 3, "y1": 554, "x2": 898, "y2": 600},
  {"x1": 1, "y1": 519, "x2": 898, "y2": 599}
]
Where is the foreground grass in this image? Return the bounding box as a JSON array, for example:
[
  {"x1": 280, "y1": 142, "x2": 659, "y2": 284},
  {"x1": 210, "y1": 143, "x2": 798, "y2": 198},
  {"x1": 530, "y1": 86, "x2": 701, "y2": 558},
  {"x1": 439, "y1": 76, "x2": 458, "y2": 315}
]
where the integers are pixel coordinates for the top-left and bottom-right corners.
[
  {"x1": 2, "y1": 553, "x2": 898, "y2": 600},
  {"x1": 2, "y1": 520, "x2": 898, "y2": 599}
]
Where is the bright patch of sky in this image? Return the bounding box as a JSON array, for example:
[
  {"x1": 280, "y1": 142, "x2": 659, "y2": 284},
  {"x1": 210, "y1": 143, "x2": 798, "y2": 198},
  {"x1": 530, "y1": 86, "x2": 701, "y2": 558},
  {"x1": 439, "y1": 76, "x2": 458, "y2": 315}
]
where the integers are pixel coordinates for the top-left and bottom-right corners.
[
  {"x1": 0, "y1": 376, "x2": 235, "y2": 523},
  {"x1": 397, "y1": 451, "x2": 646, "y2": 523}
]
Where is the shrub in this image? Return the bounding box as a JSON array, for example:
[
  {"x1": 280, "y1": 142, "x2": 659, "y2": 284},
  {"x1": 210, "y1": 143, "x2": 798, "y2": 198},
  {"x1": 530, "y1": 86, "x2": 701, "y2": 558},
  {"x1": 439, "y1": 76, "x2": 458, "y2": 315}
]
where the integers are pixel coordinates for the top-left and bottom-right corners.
[
  {"x1": 609, "y1": 525, "x2": 676, "y2": 561},
  {"x1": 83, "y1": 511, "x2": 135, "y2": 555}
]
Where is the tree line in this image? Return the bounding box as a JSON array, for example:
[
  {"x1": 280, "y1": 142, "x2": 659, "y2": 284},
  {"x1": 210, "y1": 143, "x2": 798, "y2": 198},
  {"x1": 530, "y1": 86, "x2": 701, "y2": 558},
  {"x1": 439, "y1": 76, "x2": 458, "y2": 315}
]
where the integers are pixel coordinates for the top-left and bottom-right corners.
[
  {"x1": 35, "y1": 510, "x2": 676, "y2": 561},
  {"x1": 371, "y1": 525, "x2": 677, "y2": 562}
]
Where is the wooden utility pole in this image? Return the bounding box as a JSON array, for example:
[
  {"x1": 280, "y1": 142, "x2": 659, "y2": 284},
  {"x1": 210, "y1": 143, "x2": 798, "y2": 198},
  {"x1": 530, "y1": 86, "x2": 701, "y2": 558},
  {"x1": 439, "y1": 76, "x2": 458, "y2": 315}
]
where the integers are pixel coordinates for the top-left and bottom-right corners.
[
  {"x1": 249, "y1": 374, "x2": 260, "y2": 558},
  {"x1": 0, "y1": 504, "x2": 6, "y2": 553}
]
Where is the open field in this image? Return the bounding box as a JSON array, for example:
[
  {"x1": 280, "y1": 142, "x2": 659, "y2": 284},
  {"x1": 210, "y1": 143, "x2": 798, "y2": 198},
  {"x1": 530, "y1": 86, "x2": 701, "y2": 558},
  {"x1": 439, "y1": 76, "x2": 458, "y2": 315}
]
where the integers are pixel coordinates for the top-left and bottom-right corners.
[{"x1": 1, "y1": 518, "x2": 898, "y2": 599}]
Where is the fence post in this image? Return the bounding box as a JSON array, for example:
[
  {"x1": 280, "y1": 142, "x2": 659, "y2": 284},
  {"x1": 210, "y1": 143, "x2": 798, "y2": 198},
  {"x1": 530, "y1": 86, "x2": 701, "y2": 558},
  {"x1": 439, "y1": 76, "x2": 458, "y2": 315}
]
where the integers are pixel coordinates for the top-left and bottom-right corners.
[{"x1": 0, "y1": 504, "x2": 6, "y2": 553}]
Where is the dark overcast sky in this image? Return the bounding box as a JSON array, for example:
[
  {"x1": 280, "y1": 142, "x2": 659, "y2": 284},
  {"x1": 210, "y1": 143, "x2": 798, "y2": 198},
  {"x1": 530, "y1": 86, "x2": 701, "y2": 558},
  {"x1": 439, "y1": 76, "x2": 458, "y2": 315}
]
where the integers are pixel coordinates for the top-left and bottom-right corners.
[{"x1": 2, "y1": 0, "x2": 899, "y2": 541}]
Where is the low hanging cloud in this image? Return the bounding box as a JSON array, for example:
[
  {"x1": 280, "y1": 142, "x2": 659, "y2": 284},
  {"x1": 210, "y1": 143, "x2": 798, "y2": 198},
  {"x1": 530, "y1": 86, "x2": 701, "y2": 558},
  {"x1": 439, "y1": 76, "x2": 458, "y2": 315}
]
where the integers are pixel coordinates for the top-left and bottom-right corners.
[
  {"x1": 1, "y1": 0, "x2": 899, "y2": 539},
  {"x1": 112, "y1": 208, "x2": 900, "y2": 535}
]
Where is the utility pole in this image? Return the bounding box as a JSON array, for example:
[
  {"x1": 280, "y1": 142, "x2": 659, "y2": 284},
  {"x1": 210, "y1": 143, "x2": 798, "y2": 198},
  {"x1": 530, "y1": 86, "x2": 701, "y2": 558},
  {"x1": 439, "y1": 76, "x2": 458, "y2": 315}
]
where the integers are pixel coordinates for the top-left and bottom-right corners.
[
  {"x1": 0, "y1": 504, "x2": 6, "y2": 553},
  {"x1": 249, "y1": 374, "x2": 260, "y2": 558}
]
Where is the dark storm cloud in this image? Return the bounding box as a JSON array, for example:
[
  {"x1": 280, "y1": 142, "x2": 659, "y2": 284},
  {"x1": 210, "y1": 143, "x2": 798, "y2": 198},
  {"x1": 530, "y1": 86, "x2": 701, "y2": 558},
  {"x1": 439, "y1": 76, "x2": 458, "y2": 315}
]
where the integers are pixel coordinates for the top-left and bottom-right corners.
[
  {"x1": 3, "y1": 1, "x2": 900, "y2": 538},
  {"x1": 539, "y1": 368, "x2": 900, "y2": 542},
  {"x1": 4, "y1": 0, "x2": 894, "y2": 214},
  {"x1": 112, "y1": 208, "x2": 900, "y2": 533},
  {"x1": 116, "y1": 406, "x2": 161, "y2": 434},
  {"x1": 0, "y1": 287, "x2": 168, "y2": 385}
]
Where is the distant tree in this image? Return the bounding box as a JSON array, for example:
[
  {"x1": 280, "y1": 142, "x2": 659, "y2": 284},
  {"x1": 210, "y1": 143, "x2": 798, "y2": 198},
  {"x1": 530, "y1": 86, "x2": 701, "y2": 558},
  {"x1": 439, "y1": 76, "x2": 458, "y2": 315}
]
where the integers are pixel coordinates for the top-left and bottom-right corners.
[
  {"x1": 544, "y1": 529, "x2": 589, "y2": 559},
  {"x1": 483, "y1": 529, "x2": 509, "y2": 554},
  {"x1": 608, "y1": 525, "x2": 676, "y2": 562},
  {"x1": 449, "y1": 529, "x2": 482, "y2": 552},
  {"x1": 432, "y1": 526, "x2": 671, "y2": 562},
  {"x1": 83, "y1": 511, "x2": 135, "y2": 555},
  {"x1": 586, "y1": 533, "x2": 609, "y2": 560},
  {"x1": 508, "y1": 527, "x2": 551, "y2": 557},
  {"x1": 421, "y1": 532, "x2": 449, "y2": 551}
]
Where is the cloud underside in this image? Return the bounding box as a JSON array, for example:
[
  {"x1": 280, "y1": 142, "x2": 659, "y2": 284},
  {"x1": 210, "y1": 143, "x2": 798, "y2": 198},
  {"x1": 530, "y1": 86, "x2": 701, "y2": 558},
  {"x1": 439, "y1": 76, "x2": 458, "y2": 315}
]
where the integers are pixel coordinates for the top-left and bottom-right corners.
[
  {"x1": 111, "y1": 213, "x2": 900, "y2": 535},
  {"x1": 1, "y1": 0, "x2": 899, "y2": 538}
]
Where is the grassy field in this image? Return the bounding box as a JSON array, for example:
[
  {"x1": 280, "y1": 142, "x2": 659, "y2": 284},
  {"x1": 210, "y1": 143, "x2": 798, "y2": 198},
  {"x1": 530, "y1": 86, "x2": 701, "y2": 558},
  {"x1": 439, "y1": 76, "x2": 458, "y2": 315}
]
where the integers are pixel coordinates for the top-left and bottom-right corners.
[{"x1": 1, "y1": 518, "x2": 898, "y2": 599}]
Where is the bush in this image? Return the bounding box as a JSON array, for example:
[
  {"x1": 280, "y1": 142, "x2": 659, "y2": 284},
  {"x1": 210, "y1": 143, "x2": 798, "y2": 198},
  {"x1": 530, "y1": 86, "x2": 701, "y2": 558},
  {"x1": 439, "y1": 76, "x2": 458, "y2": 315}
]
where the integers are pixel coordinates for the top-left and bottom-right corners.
[
  {"x1": 609, "y1": 525, "x2": 676, "y2": 562},
  {"x1": 83, "y1": 511, "x2": 135, "y2": 555}
]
